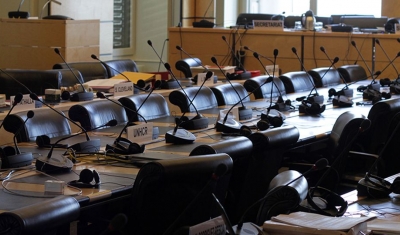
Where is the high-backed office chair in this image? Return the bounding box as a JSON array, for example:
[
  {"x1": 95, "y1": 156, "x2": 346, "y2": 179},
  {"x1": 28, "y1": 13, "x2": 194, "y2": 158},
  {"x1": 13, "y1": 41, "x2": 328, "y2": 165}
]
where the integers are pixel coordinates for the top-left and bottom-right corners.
[
  {"x1": 315, "y1": 16, "x2": 333, "y2": 26},
  {"x1": 52, "y1": 62, "x2": 108, "y2": 82},
  {"x1": 175, "y1": 58, "x2": 203, "y2": 78},
  {"x1": 243, "y1": 75, "x2": 286, "y2": 99},
  {"x1": 308, "y1": 68, "x2": 343, "y2": 87},
  {"x1": 127, "y1": 154, "x2": 233, "y2": 235},
  {"x1": 56, "y1": 68, "x2": 85, "y2": 87},
  {"x1": 104, "y1": 59, "x2": 139, "y2": 77},
  {"x1": 237, "y1": 126, "x2": 299, "y2": 224},
  {"x1": 189, "y1": 136, "x2": 253, "y2": 225},
  {"x1": 3, "y1": 109, "x2": 72, "y2": 142},
  {"x1": 284, "y1": 16, "x2": 302, "y2": 28},
  {"x1": 68, "y1": 100, "x2": 128, "y2": 131},
  {"x1": 279, "y1": 71, "x2": 315, "y2": 93},
  {"x1": 337, "y1": 65, "x2": 367, "y2": 82},
  {"x1": 169, "y1": 86, "x2": 218, "y2": 112},
  {"x1": 118, "y1": 93, "x2": 170, "y2": 122},
  {"x1": 210, "y1": 83, "x2": 250, "y2": 106}
]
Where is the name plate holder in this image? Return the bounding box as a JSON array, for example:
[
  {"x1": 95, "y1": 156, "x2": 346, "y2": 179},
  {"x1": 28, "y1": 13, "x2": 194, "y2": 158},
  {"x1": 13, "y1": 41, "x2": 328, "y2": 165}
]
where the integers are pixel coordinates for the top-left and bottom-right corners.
[
  {"x1": 126, "y1": 122, "x2": 154, "y2": 144},
  {"x1": 197, "y1": 72, "x2": 215, "y2": 86},
  {"x1": 219, "y1": 106, "x2": 239, "y2": 123},
  {"x1": 113, "y1": 82, "x2": 134, "y2": 97},
  {"x1": 11, "y1": 94, "x2": 35, "y2": 112},
  {"x1": 253, "y1": 20, "x2": 284, "y2": 31}
]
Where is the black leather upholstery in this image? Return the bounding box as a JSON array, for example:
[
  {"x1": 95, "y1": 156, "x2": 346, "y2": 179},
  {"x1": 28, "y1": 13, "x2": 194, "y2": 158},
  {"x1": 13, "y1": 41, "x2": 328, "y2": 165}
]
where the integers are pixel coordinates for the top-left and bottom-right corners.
[
  {"x1": 189, "y1": 137, "x2": 254, "y2": 225},
  {"x1": 308, "y1": 68, "x2": 342, "y2": 87},
  {"x1": 127, "y1": 154, "x2": 233, "y2": 235},
  {"x1": 169, "y1": 86, "x2": 218, "y2": 112},
  {"x1": 3, "y1": 109, "x2": 72, "y2": 142},
  {"x1": 54, "y1": 68, "x2": 85, "y2": 87},
  {"x1": 175, "y1": 58, "x2": 202, "y2": 78},
  {"x1": 240, "y1": 126, "x2": 299, "y2": 223},
  {"x1": 68, "y1": 100, "x2": 128, "y2": 131},
  {"x1": 279, "y1": 71, "x2": 315, "y2": 93},
  {"x1": 210, "y1": 83, "x2": 250, "y2": 105},
  {"x1": 118, "y1": 93, "x2": 170, "y2": 122},
  {"x1": 244, "y1": 75, "x2": 286, "y2": 99},
  {"x1": 337, "y1": 65, "x2": 367, "y2": 82},
  {"x1": 0, "y1": 69, "x2": 62, "y2": 99},
  {"x1": 0, "y1": 195, "x2": 80, "y2": 235},
  {"x1": 104, "y1": 59, "x2": 139, "y2": 77},
  {"x1": 53, "y1": 62, "x2": 108, "y2": 82}
]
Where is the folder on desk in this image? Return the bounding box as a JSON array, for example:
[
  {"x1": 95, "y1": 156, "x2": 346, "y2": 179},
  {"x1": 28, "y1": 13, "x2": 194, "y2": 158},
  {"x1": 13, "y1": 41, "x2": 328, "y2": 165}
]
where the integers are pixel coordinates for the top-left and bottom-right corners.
[
  {"x1": 263, "y1": 212, "x2": 375, "y2": 235},
  {"x1": 111, "y1": 72, "x2": 156, "y2": 84}
]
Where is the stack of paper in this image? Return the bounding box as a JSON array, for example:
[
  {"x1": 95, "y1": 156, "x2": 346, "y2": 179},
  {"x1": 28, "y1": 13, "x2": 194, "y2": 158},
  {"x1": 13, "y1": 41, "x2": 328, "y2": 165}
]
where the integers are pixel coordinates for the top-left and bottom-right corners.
[
  {"x1": 191, "y1": 65, "x2": 236, "y2": 79},
  {"x1": 84, "y1": 78, "x2": 127, "y2": 92},
  {"x1": 263, "y1": 212, "x2": 375, "y2": 235},
  {"x1": 368, "y1": 219, "x2": 400, "y2": 235}
]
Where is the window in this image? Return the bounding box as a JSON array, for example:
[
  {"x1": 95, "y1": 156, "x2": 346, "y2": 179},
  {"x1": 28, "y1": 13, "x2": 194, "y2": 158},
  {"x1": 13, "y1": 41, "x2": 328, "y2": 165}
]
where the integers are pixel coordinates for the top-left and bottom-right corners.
[
  {"x1": 249, "y1": 0, "x2": 310, "y2": 16},
  {"x1": 114, "y1": 0, "x2": 131, "y2": 49}
]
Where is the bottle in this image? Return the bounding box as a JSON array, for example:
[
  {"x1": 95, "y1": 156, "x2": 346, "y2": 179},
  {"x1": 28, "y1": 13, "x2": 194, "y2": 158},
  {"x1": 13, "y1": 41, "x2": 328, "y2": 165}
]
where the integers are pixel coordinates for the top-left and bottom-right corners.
[{"x1": 306, "y1": 16, "x2": 315, "y2": 30}]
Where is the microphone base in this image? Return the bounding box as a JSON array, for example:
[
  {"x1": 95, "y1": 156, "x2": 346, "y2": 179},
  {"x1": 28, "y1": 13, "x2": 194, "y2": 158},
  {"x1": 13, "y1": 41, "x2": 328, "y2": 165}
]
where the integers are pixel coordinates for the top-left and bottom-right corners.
[
  {"x1": 357, "y1": 177, "x2": 391, "y2": 198},
  {"x1": 178, "y1": 115, "x2": 209, "y2": 130},
  {"x1": 298, "y1": 103, "x2": 326, "y2": 115},
  {"x1": 237, "y1": 71, "x2": 252, "y2": 80},
  {"x1": 232, "y1": 223, "x2": 264, "y2": 235},
  {"x1": 332, "y1": 96, "x2": 353, "y2": 107},
  {"x1": 8, "y1": 11, "x2": 30, "y2": 19},
  {"x1": 160, "y1": 79, "x2": 181, "y2": 89},
  {"x1": 271, "y1": 102, "x2": 292, "y2": 111},
  {"x1": 307, "y1": 95, "x2": 324, "y2": 104},
  {"x1": 239, "y1": 107, "x2": 253, "y2": 120},
  {"x1": 165, "y1": 129, "x2": 196, "y2": 144},
  {"x1": 192, "y1": 20, "x2": 215, "y2": 28},
  {"x1": 35, "y1": 155, "x2": 73, "y2": 173},
  {"x1": 1, "y1": 152, "x2": 33, "y2": 169},
  {"x1": 70, "y1": 92, "x2": 94, "y2": 102},
  {"x1": 68, "y1": 139, "x2": 101, "y2": 153},
  {"x1": 215, "y1": 119, "x2": 242, "y2": 133},
  {"x1": 340, "y1": 88, "x2": 354, "y2": 98},
  {"x1": 363, "y1": 88, "x2": 382, "y2": 103}
]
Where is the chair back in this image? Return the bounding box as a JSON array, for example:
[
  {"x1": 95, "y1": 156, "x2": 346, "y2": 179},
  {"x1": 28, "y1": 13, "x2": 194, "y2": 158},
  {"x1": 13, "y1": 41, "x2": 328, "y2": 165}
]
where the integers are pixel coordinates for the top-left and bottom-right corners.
[
  {"x1": 211, "y1": 83, "x2": 250, "y2": 105},
  {"x1": 337, "y1": 65, "x2": 367, "y2": 82},
  {"x1": 104, "y1": 59, "x2": 139, "y2": 77},
  {"x1": 68, "y1": 100, "x2": 128, "y2": 131},
  {"x1": 175, "y1": 58, "x2": 202, "y2": 78},
  {"x1": 279, "y1": 71, "x2": 315, "y2": 93},
  {"x1": 53, "y1": 62, "x2": 108, "y2": 82},
  {"x1": 169, "y1": 86, "x2": 218, "y2": 112},
  {"x1": 128, "y1": 154, "x2": 233, "y2": 235},
  {"x1": 244, "y1": 75, "x2": 286, "y2": 99},
  {"x1": 118, "y1": 93, "x2": 170, "y2": 122},
  {"x1": 308, "y1": 68, "x2": 342, "y2": 87}
]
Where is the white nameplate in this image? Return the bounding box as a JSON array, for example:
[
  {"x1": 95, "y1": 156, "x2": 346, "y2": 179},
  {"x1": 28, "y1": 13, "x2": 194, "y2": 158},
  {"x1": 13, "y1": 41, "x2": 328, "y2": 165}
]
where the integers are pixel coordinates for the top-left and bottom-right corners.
[
  {"x1": 11, "y1": 94, "x2": 35, "y2": 112},
  {"x1": 265, "y1": 65, "x2": 280, "y2": 77},
  {"x1": 189, "y1": 216, "x2": 226, "y2": 235},
  {"x1": 253, "y1": 20, "x2": 284, "y2": 31},
  {"x1": 197, "y1": 72, "x2": 214, "y2": 86},
  {"x1": 126, "y1": 122, "x2": 153, "y2": 144},
  {"x1": 114, "y1": 82, "x2": 134, "y2": 97},
  {"x1": 219, "y1": 106, "x2": 239, "y2": 122}
]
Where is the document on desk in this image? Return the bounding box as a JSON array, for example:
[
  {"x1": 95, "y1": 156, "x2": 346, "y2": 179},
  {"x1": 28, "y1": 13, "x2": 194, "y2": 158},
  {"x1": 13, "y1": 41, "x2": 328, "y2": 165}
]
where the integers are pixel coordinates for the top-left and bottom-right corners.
[{"x1": 263, "y1": 212, "x2": 375, "y2": 235}]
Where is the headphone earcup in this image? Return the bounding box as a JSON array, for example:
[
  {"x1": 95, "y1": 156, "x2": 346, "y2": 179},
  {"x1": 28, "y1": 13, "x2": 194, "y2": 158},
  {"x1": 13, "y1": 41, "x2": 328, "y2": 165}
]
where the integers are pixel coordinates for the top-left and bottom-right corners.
[
  {"x1": 128, "y1": 142, "x2": 145, "y2": 154},
  {"x1": 61, "y1": 90, "x2": 70, "y2": 100},
  {"x1": 382, "y1": 91, "x2": 391, "y2": 99},
  {"x1": 239, "y1": 125, "x2": 252, "y2": 137},
  {"x1": 79, "y1": 169, "x2": 94, "y2": 184},
  {"x1": 328, "y1": 88, "x2": 337, "y2": 98},
  {"x1": 380, "y1": 78, "x2": 392, "y2": 87},
  {"x1": 269, "y1": 116, "x2": 283, "y2": 127},
  {"x1": 93, "y1": 170, "x2": 100, "y2": 185},
  {"x1": 257, "y1": 119, "x2": 270, "y2": 131},
  {"x1": 306, "y1": 186, "x2": 348, "y2": 217},
  {"x1": 3, "y1": 146, "x2": 16, "y2": 157},
  {"x1": 36, "y1": 135, "x2": 50, "y2": 148}
]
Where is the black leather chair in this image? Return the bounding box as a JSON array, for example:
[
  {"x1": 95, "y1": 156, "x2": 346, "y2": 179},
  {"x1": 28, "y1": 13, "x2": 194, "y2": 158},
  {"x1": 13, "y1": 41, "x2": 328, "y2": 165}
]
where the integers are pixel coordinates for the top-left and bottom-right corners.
[
  {"x1": 0, "y1": 69, "x2": 62, "y2": 99},
  {"x1": 126, "y1": 154, "x2": 233, "y2": 235},
  {"x1": 189, "y1": 136, "x2": 253, "y2": 224},
  {"x1": 211, "y1": 83, "x2": 250, "y2": 106},
  {"x1": 308, "y1": 68, "x2": 343, "y2": 88},
  {"x1": 3, "y1": 109, "x2": 72, "y2": 142},
  {"x1": 68, "y1": 100, "x2": 128, "y2": 131},
  {"x1": 337, "y1": 65, "x2": 367, "y2": 82},
  {"x1": 169, "y1": 86, "x2": 218, "y2": 112},
  {"x1": 118, "y1": 93, "x2": 170, "y2": 122},
  {"x1": 53, "y1": 62, "x2": 108, "y2": 82},
  {"x1": 244, "y1": 75, "x2": 286, "y2": 99},
  {"x1": 284, "y1": 16, "x2": 302, "y2": 28},
  {"x1": 0, "y1": 195, "x2": 80, "y2": 235},
  {"x1": 175, "y1": 58, "x2": 203, "y2": 78},
  {"x1": 104, "y1": 59, "x2": 139, "y2": 77},
  {"x1": 279, "y1": 71, "x2": 315, "y2": 93},
  {"x1": 55, "y1": 68, "x2": 85, "y2": 87},
  {"x1": 239, "y1": 126, "x2": 299, "y2": 224}
]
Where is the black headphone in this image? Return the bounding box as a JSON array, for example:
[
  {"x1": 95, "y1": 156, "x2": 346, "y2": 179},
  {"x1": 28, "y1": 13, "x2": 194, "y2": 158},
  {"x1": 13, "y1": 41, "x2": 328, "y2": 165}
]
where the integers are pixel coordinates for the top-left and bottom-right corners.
[
  {"x1": 380, "y1": 78, "x2": 392, "y2": 87},
  {"x1": 304, "y1": 186, "x2": 348, "y2": 217},
  {"x1": 300, "y1": 100, "x2": 326, "y2": 115},
  {"x1": 36, "y1": 135, "x2": 68, "y2": 148},
  {"x1": 105, "y1": 137, "x2": 145, "y2": 155},
  {"x1": 68, "y1": 169, "x2": 101, "y2": 188},
  {"x1": 0, "y1": 146, "x2": 19, "y2": 168},
  {"x1": 260, "y1": 112, "x2": 284, "y2": 128},
  {"x1": 357, "y1": 173, "x2": 400, "y2": 198},
  {"x1": 385, "y1": 18, "x2": 399, "y2": 33}
]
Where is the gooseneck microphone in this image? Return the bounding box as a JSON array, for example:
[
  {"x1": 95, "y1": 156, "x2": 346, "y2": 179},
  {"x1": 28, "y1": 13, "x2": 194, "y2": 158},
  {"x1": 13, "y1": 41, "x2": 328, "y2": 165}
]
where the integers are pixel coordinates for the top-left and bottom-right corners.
[
  {"x1": 147, "y1": 40, "x2": 180, "y2": 89},
  {"x1": 236, "y1": 158, "x2": 328, "y2": 233},
  {"x1": 211, "y1": 56, "x2": 252, "y2": 120},
  {"x1": 221, "y1": 36, "x2": 252, "y2": 79},
  {"x1": 159, "y1": 38, "x2": 169, "y2": 72},
  {"x1": 351, "y1": 41, "x2": 374, "y2": 79},
  {"x1": 30, "y1": 93, "x2": 101, "y2": 153},
  {"x1": 375, "y1": 39, "x2": 400, "y2": 80},
  {"x1": 0, "y1": 93, "x2": 23, "y2": 130},
  {"x1": 13, "y1": 110, "x2": 34, "y2": 155},
  {"x1": 176, "y1": 46, "x2": 207, "y2": 71},
  {"x1": 8, "y1": 0, "x2": 29, "y2": 18},
  {"x1": 54, "y1": 48, "x2": 94, "y2": 101},
  {"x1": 244, "y1": 46, "x2": 273, "y2": 63}
]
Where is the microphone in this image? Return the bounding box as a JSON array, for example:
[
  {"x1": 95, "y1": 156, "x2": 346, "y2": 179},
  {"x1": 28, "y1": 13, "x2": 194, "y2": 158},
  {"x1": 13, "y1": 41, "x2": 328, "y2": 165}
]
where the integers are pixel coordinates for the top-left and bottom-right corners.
[
  {"x1": 375, "y1": 39, "x2": 400, "y2": 80},
  {"x1": 0, "y1": 93, "x2": 23, "y2": 130},
  {"x1": 162, "y1": 163, "x2": 228, "y2": 235},
  {"x1": 158, "y1": 38, "x2": 169, "y2": 72},
  {"x1": 91, "y1": 54, "x2": 145, "y2": 91},
  {"x1": 39, "y1": 0, "x2": 61, "y2": 19},
  {"x1": 0, "y1": 110, "x2": 34, "y2": 169},
  {"x1": 165, "y1": 63, "x2": 210, "y2": 130},
  {"x1": 211, "y1": 56, "x2": 252, "y2": 121},
  {"x1": 236, "y1": 158, "x2": 328, "y2": 233},
  {"x1": 351, "y1": 41, "x2": 375, "y2": 79},
  {"x1": 147, "y1": 40, "x2": 180, "y2": 89},
  {"x1": 292, "y1": 47, "x2": 326, "y2": 115},
  {"x1": 29, "y1": 93, "x2": 101, "y2": 153},
  {"x1": 192, "y1": 0, "x2": 215, "y2": 28},
  {"x1": 244, "y1": 46, "x2": 273, "y2": 63},
  {"x1": 8, "y1": 0, "x2": 29, "y2": 18},
  {"x1": 54, "y1": 48, "x2": 94, "y2": 101},
  {"x1": 221, "y1": 36, "x2": 252, "y2": 79}
]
